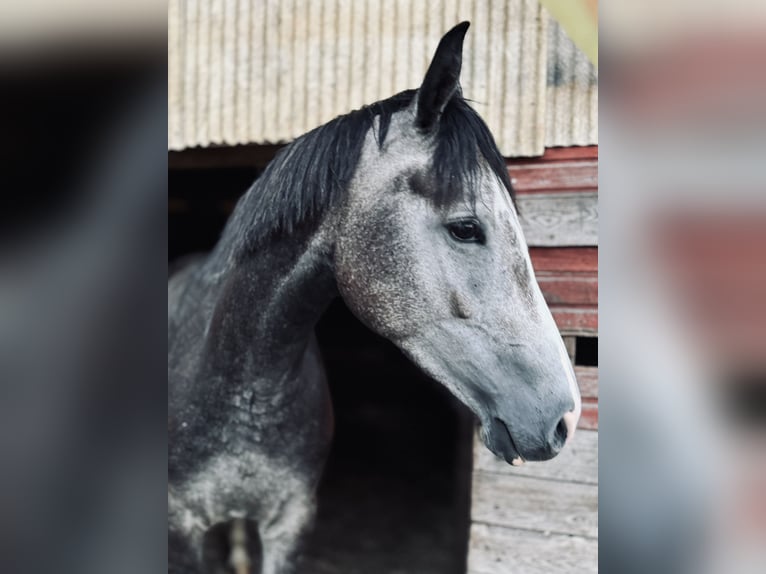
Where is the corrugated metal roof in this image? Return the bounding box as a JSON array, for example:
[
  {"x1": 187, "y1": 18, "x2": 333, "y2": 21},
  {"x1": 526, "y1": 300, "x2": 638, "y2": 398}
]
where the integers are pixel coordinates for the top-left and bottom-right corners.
[
  {"x1": 168, "y1": 0, "x2": 597, "y2": 157},
  {"x1": 545, "y1": 18, "x2": 598, "y2": 148}
]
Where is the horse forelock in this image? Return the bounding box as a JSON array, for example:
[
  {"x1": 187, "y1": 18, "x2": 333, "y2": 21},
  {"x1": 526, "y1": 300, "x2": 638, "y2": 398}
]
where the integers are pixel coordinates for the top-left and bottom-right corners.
[{"x1": 430, "y1": 97, "x2": 514, "y2": 210}]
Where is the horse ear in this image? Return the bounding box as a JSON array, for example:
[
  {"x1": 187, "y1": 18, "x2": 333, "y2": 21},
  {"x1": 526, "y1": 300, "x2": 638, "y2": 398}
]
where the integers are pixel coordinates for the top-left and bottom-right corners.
[{"x1": 415, "y1": 21, "x2": 470, "y2": 131}]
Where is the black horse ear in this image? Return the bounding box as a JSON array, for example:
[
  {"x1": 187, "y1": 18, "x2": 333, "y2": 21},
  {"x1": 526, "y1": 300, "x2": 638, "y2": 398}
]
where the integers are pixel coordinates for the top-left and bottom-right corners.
[{"x1": 415, "y1": 21, "x2": 470, "y2": 131}]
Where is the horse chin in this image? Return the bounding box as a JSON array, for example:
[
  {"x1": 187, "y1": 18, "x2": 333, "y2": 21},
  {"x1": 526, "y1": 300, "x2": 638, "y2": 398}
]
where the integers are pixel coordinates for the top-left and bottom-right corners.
[{"x1": 481, "y1": 417, "x2": 526, "y2": 466}]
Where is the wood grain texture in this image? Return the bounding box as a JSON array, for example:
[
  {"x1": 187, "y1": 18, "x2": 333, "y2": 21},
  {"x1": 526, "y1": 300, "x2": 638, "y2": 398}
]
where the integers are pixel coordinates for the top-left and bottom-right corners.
[
  {"x1": 574, "y1": 366, "x2": 598, "y2": 400},
  {"x1": 579, "y1": 401, "x2": 599, "y2": 430},
  {"x1": 517, "y1": 192, "x2": 598, "y2": 247},
  {"x1": 507, "y1": 145, "x2": 598, "y2": 163},
  {"x1": 551, "y1": 307, "x2": 598, "y2": 336},
  {"x1": 471, "y1": 472, "x2": 598, "y2": 538},
  {"x1": 537, "y1": 273, "x2": 597, "y2": 306},
  {"x1": 530, "y1": 247, "x2": 598, "y2": 273},
  {"x1": 563, "y1": 335, "x2": 576, "y2": 362},
  {"x1": 473, "y1": 429, "x2": 597, "y2": 485},
  {"x1": 510, "y1": 160, "x2": 598, "y2": 193},
  {"x1": 468, "y1": 523, "x2": 597, "y2": 574}
]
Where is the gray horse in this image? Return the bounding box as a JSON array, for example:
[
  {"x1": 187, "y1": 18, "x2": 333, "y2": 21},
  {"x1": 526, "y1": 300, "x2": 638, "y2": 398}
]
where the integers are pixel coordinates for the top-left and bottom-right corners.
[{"x1": 168, "y1": 22, "x2": 581, "y2": 574}]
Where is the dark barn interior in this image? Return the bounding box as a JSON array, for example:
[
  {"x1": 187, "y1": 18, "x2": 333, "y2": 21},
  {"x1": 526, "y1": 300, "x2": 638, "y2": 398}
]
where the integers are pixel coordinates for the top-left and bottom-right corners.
[{"x1": 169, "y1": 165, "x2": 474, "y2": 574}]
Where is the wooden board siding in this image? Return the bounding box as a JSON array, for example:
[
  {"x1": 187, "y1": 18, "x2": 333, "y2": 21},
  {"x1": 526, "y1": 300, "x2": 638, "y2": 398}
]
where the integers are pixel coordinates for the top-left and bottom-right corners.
[
  {"x1": 575, "y1": 366, "x2": 599, "y2": 430},
  {"x1": 468, "y1": 523, "x2": 597, "y2": 574},
  {"x1": 575, "y1": 366, "x2": 598, "y2": 401},
  {"x1": 578, "y1": 402, "x2": 599, "y2": 431},
  {"x1": 512, "y1": 147, "x2": 598, "y2": 335},
  {"x1": 472, "y1": 473, "x2": 597, "y2": 538},
  {"x1": 529, "y1": 246, "x2": 597, "y2": 272},
  {"x1": 468, "y1": 430, "x2": 598, "y2": 574},
  {"x1": 508, "y1": 146, "x2": 597, "y2": 184},
  {"x1": 518, "y1": 192, "x2": 598, "y2": 247},
  {"x1": 550, "y1": 308, "x2": 598, "y2": 337},
  {"x1": 510, "y1": 160, "x2": 598, "y2": 193},
  {"x1": 536, "y1": 274, "x2": 597, "y2": 306},
  {"x1": 512, "y1": 146, "x2": 598, "y2": 247}
]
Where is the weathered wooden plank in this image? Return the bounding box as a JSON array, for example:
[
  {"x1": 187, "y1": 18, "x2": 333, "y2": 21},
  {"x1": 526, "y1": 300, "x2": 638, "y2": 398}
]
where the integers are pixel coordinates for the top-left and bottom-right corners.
[
  {"x1": 530, "y1": 247, "x2": 597, "y2": 273},
  {"x1": 551, "y1": 307, "x2": 598, "y2": 336},
  {"x1": 518, "y1": 192, "x2": 598, "y2": 247},
  {"x1": 510, "y1": 161, "x2": 598, "y2": 193},
  {"x1": 471, "y1": 472, "x2": 598, "y2": 538},
  {"x1": 579, "y1": 401, "x2": 599, "y2": 430},
  {"x1": 562, "y1": 335, "x2": 576, "y2": 362},
  {"x1": 473, "y1": 429, "x2": 597, "y2": 485},
  {"x1": 507, "y1": 145, "x2": 598, "y2": 164},
  {"x1": 574, "y1": 366, "x2": 598, "y2": 400},
  {"x1": 468, "y1": 523, "x2": 597, "y2": 574},
  {"x1": 537, "y1": 274, "x2": 598, "y2": 306}
]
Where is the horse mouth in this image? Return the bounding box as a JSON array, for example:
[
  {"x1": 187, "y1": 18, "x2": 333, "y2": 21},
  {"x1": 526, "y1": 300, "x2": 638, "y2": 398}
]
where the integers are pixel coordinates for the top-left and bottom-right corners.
[{"x1": 488, "y1": 417, "x2": 526, "y2": 466}]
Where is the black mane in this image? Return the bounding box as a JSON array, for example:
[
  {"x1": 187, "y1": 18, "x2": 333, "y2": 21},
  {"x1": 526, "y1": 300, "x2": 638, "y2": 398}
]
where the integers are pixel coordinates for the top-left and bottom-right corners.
[{"x1": 230, "y1": 89, "x2": 513, "y2": 252}]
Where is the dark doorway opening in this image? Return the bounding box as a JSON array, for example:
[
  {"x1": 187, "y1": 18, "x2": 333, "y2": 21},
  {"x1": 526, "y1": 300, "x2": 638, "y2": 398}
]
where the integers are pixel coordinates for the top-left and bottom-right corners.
[{"x1": 574, "y1": 336, "x2": 599, "y2": 367}]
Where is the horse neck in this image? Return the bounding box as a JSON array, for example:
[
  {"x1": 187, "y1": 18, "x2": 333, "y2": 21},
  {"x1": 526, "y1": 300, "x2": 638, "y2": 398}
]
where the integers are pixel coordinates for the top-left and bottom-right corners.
[{"x1": 201, "y1": 222, "x2": 337, "y2": 386}]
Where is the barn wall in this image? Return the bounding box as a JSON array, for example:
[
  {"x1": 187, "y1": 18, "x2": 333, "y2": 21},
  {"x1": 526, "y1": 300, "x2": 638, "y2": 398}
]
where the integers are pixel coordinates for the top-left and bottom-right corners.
[{"x1": 168, "y1": 0, "x2": 597, "y2": 156}]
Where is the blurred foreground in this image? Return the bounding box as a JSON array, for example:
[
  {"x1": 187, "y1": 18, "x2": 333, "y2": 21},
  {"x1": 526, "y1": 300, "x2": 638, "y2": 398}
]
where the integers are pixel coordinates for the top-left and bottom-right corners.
[
  {"x1": 600, "y1": 2, "x2": 766, "y2": 573},
  {"x1": 0, "y1": 4, "x2": 166, "y2": 573}
]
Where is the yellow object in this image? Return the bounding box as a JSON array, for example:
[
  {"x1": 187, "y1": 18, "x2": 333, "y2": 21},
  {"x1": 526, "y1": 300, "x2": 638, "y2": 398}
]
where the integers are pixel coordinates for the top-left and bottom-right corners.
[{"x1": 540, "y1": 0, "x2": 598, "y2": 67}]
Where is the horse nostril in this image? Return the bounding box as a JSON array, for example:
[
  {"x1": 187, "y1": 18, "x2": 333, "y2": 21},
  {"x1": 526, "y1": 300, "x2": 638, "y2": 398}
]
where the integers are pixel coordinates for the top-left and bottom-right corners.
[
  {"x1": 550, "y1": 411, "x2": 577, "y2": 454},
  {"x1": 554, "y1": 417, "x2": 569, "y2": 448}
]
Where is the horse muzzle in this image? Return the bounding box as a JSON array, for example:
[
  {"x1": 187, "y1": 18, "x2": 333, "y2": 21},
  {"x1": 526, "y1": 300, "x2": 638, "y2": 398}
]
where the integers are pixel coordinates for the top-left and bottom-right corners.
[{"x1": 484, "y1": 406, "x2": 577, "y2": 465}]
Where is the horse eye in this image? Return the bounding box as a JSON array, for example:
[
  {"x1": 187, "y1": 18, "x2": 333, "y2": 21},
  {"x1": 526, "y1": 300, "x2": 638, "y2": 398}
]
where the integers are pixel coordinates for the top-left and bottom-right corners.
[{"x1": 447, "y1": 219, "x2": 485, "y2": 244}]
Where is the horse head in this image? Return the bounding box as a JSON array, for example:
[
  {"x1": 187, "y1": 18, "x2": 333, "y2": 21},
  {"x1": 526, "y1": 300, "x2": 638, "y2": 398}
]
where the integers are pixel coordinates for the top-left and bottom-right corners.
[{"x1": 333, "y1": 23, "x2": 581, "y2": 464}]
